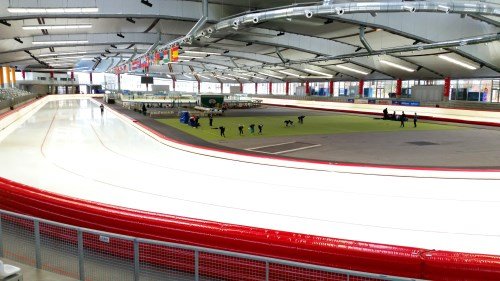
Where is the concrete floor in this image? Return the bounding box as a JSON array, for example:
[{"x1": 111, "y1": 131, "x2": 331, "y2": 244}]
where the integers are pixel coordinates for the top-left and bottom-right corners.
[{"x1": 1, "y1": 258, "x2": 78, "y2": 281}]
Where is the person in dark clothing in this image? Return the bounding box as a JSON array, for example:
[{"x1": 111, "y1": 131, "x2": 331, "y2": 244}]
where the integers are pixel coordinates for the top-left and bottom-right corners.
[
  {"x1": 142, "y1": 103, "x2": 147, "y2": 115},
  {"x1": 400, "y1": 111, "x2": 406, "y2": 128},
  {"x1": 298, "y1": 115, "x2": 305, "y2": 124},
  {"x1": 209, "y1": 113, "x2": 213, "y2": 126},
  {"x1": 249, "y1": 124, "x2": 255, "y2": 134},
  {"x1": 284, "y1": 120, "x2": 294, "y2": 127},
  {"x1": 383, "y1": 108, "x2": 388, "y2": 119},
  {"x1": 392, "y1": 111, "x2": 397, "y2": 120},
  {"x1": 413, "y1": 113, "x2": 418, "y2": 128},
  {"x1": 219, "y1": 126, "x2": 226, "y2": 137},
  {"x1": 258, "y1": 124, "x2": 263, "y2": 134},
  {"x1": 238, "y1": 125, "x2": 244, "y2": 135},
  {"x1": 100, "y1": 104, "x2": 104, "y2": 115}
]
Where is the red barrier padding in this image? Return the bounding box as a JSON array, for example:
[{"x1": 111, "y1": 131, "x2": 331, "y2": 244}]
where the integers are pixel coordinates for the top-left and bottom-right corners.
[{"x1": 2, "y1": 177, "x2": 500, "y2": 280}]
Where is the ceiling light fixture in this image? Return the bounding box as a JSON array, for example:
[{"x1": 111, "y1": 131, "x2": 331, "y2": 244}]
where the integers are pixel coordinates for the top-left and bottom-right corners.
[
  {"x1": 437, "y1": 5, "x2": 450, "y2": 13},
  {"x1": 0, "y1": 20, "x2": 11, "y2": 27},
  {"x1": 438, "y1": 55, "x2": 477, "y2": 70},
  {"x1": 23, "y1": 24, "x2": 92, "y2": 30},
  {"x1": 257, "y1": 72, "x2": 283, "y2": 79},
  {"x1": 39, "y1": 51, "x2": 87, "y2": 57},
  {"x1": 379, "y1": 60, "x2": 415, "y2": 72},
  {"x1": 336, "y1": 65, "x2": 369, "y2": 75},
  {"x1": 126, "y1": 18, "x2": 136, "y2": 24},
  {"x1": 7, "y1": 7, "x2": 98, "y2": 13},
  {"x1": 117, "y1": 33, "x2": 125, "y2": 38},
  {"x1": 184, "y1": 50, "x2": 220, "y2": 56},
  {"x1": 14, "y1": 37, "x2": 23, "y2": 44},
  {"x1": 402, "y1": 6, "x2": 416, "y2": 13},
  {"x1": 278, "y1": 70, "x2": 301, "y2": 77},
  {"x1": 179, "y1": 55, "x2": 205, "y2": 59},
  {"x1": 32, "y1": 40, "x2": 89, "y2": 45},
  {"x1": 141, "y1": 0, "x2": 153, "y2": 7},
  {"x1": 304, "y1": 68, "x2": 333, "y2": 77},
  {"x1": 198, "y1": 75, "x2": 211, "y2": 79}
]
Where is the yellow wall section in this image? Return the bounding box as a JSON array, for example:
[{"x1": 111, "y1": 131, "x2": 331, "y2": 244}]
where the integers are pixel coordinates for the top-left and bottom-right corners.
[{"x1": 0, "y1": 67, "x2": 4, "y2": 86}]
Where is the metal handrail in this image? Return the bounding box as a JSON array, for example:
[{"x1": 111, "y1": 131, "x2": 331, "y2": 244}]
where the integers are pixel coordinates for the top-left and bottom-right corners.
[{"x1": 0, "y1": 208, "x2": 421, "y2": 281}]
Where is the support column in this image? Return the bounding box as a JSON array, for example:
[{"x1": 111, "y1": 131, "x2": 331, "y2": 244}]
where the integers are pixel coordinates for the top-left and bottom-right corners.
[
  {"x1": 6, "y1": 67, "x2": 11, "y2": 87},
  {"x1": 173, "y1": 80, "x2": 176, "y2": 91},
  {"x1": 50, "y1": 71, "x2": 54, "y2": 79},
  {"x1": 329, "y1": 80, "x2": 334, "y2": 97},
  {"x1": 0, "y1": 67, "x2": 4, "y2": 87},
  {"x1": 358, "y1": 80, "x2": 364, "y2": 97},
  {"x1": 22, "y1": 70, "x2": 26, "y2": 80},
  {"x1": 305, "y1": 81, "x2": 310, "y2": 95},
  {"x1": 239, "y1": 82, "x2": 243, "y2": 93},
  {"x1": 11, "y1": 68, "x2": 16, "y2": 86},
  {"x1": 443, "y1": 77, "x2": 451, "y2": 101},
  {"x1": 220, "y1": 82, "x2": 223, "y2": 94},
  {"x1": 285, "y1": 81, "x2": 289, "y2": 95},
  {"x1": 396, "y1": 79, "x2": 402, "y2": 98},
  {"x1": 255, "y1": 82, "x2": 257, "y2": 94},
  {"x1": 268, "y1": 82, "x2": 272, "y2": 95},
  {"x1": 198, "y1": 81, "x2": 201, "y2": 94}
]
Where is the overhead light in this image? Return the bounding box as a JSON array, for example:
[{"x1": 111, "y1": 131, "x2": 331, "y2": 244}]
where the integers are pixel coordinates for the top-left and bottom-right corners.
[
  {"x1": 277, "y1": 31, "x2": 285, "y2": 36},
  {"x1": 32, "y1": 40, "x2": 89, "y2": 45},
  {"x1": 141, "y1": 0, "x2": 153, "y2": 7},
  {"x1": 179, "y1": 55, "x2": 205, "y2": 59},
  {"x1": 0, "y1": 20, "x2": 11, "y2": 27},
  {"x1": 126, "y1": 18, "x2": 136, "y2": 24},
  {"x1": 198, "y1": 74, "x2": 211, "y2": 79},
  {"x1": 185, "y1": 50, "x2": 220, "y2": 56},
  {"x1": 304, "y1": 68, "x2": 333, "y2": 77},
  {"x1": 299, "y1": 76, "x2": 333, "y2": 79},
  {"x1": 252, "y1": 76, "x2": 266, "y2": 80},
  {"x1": 233, "y1": 73, "x2": 254, "y2": 77},
  {"x1": 402, "y1": 6, "x2": 416, "y2": 13},
  {"x1": 110, "y1": 44, "x2": 117, "y2": 48},
  {"x1": 257, "y1": 72, "x2": 283, "y2": 79},
  {"x1": 438, "y1": 55, "x2": 477, "y2": 70},
  {"x1": 117, "y1": 33, "x2": 125, "y2": 38},
  {"x1": 7, "y1": 7, "x2": 98, "y2": 13},
  {"x1": 336, "y1": 65, "x2": 369, "y2": 75},
  {"x1": 305, "y1": 10, "x2": 313, "y2": 18},
  {"x1": 278, "y1": 70, "x2": 301, "y2": 77},
  {"x1": 379, "y1": 60, "x2": 415, "y2": 72},
  {"x1": 22, "y1": 24, "x2": 92, "y2": 30},
  {"x1": 39, "y1": 51, "x2": 87, "y2": 57},
  {"x1": 437, "y1": 5, "x2": 450, "y2": 13},
  {"x1": 14, "y1": 37, "x2": 23, "y2": 44},
  {"x1": 227, "y1": 74, "x2": 248, "y2": 80}
]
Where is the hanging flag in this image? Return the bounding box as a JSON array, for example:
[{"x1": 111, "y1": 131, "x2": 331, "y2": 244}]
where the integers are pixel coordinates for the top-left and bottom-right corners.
[
  {"x1": 154, "y1": 51, "x2": 161, "y2": 64},
  {"x1": 132, "y1": 59, "x2": 140, "y2": 70},
  {"x1": 162, "y1": 50, "x2": 169, "y2": 64},
  {"x1": 170, "y1": 45, "x2": 179, "y2": 62}
]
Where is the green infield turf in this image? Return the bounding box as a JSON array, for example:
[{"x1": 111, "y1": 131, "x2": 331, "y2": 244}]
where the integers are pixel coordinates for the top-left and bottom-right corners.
[{"x1": 157, "y1": 115, "x2": 462, "y2": 141}]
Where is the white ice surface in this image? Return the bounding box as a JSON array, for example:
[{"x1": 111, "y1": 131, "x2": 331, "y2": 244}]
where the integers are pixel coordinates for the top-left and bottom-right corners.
[{"x1": 1, "y1": 97, "x2": 500, "y2": 255}]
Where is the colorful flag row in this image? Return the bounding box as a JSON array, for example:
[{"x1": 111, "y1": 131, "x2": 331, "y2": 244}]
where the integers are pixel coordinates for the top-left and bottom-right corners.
[{"x1": 114, "y1": 46, "x2": 179, "y2": 74}]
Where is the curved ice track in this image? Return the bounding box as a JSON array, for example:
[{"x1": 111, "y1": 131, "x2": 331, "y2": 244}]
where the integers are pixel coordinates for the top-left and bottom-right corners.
[{"x1": 1, "y1": 96, "x2": 500, "y2": 279}]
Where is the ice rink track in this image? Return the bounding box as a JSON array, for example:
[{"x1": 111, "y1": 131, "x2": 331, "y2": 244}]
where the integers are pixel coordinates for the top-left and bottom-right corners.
[{"x1": 1, "y1": 95, "x2": 500, "y2": 257}]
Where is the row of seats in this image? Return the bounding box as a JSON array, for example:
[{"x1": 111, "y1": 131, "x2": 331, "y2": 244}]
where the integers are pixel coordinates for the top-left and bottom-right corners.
[{"x1": 0, "y1": 88, "x2": 32, "y2": 101}]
